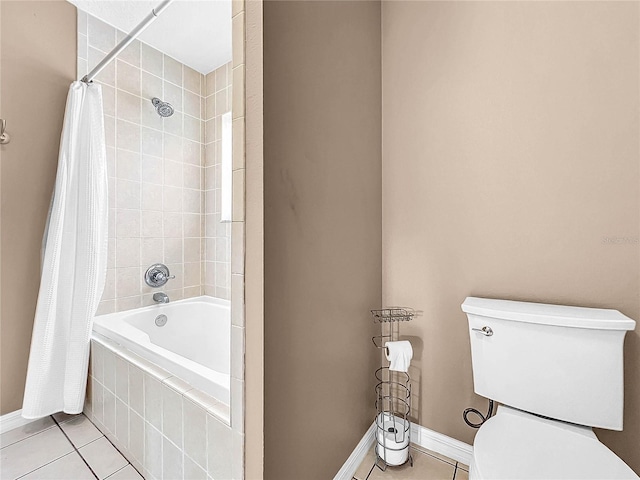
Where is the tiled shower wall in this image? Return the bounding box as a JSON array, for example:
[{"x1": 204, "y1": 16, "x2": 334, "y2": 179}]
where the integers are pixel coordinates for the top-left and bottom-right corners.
[
  {"x1": 204, "y1": 63, "x2": 233, "y2": 299},
  {"x1": 78, "y1": 12, "x2": 231, "y2": 312}
]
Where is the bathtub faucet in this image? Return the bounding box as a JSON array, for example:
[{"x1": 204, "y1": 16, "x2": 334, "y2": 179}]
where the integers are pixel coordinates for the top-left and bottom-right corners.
[{"x1": 153, "y1": 292, "x2": 170, "y2": 304}]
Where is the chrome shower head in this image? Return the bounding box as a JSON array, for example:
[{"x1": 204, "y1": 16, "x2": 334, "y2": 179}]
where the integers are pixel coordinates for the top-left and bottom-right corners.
[{"x1": 151, "y1": 97, "x2": 174, "y2": 117}]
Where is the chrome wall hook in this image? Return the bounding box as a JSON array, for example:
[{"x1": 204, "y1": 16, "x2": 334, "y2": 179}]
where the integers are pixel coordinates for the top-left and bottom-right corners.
[{"x1": 0, "y1": 119, "x2": 10, "y2": 144}]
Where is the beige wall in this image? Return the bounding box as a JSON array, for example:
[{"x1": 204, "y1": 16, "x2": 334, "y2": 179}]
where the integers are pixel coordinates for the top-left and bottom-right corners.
[
  {"x1": 0, "y1": 0, "x2": 76, "y2": 415},
  {"x1": 382, "y1": 0, "x2": 640, "y2": 473},
  {"x1": 263, "y1": 1, "x2": 382, "y2": 478}
]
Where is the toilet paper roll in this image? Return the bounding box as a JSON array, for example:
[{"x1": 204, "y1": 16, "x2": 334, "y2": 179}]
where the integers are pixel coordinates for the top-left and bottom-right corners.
[
  {"x1": 376, "y1": 413, "x2": 410, "y2": 466},
  {"x1": 385, "y1": 340, "x2": 413, "y2": 372}
]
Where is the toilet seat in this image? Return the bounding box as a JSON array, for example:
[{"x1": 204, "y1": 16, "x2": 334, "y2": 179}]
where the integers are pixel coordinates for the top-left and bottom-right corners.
[{"x1": 471, "y1": 406, "x2": 638, "y2": 480}]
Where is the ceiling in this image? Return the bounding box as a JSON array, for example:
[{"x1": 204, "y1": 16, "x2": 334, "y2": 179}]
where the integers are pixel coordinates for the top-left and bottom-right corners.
[{"x1": 69, "y1": 0, "x2": 231, "y2": 74}]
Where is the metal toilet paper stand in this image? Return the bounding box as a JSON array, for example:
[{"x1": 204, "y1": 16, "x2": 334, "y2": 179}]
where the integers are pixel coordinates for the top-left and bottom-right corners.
[{"x1": 371, "y1": 307, "x2": 415, "y2": 471}]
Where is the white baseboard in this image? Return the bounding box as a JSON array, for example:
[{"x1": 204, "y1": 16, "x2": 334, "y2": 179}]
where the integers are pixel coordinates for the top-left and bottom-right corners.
[
  {"x1": 411, "y1": 423, "x2": 473, "y2": 466},
  {"x1": 333, "y1": 421, "x2": 376, "y2": 480},
  {"x1": 0, "y1": 410, "x2": 35, "y2": 435},
  {"x1": 335, "y1": 420, "x2": 474, "y2": 478}
]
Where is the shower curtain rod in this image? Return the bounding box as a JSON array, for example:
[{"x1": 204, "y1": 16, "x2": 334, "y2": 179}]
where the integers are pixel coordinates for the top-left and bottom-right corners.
[{"x1": 81, "y1": 0, "x2": 175, "y2": 84}]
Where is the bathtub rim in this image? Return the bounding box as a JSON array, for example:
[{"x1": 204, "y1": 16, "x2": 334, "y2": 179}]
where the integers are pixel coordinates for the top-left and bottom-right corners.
[{"x1": 92, "y1": 295, "x2": 231, "y2": 412}]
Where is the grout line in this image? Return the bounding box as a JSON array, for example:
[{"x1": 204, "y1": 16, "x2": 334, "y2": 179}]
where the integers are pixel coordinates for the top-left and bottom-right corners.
[
  {"x1": 363, "y1": 460, "x2": 376, "y2": 480},
  {"x1": 410, "y1": 443, "x2": 457, "y2": 466},
  {"x1": 104, "y1": 464, "x2": 129, "y2": 479},
  {"x1": 51, "y1": 415, "x2": 100, "y2": 480},
  {"x1": 0, "y1": 423, "x2": 58, "y2": 450},
  {"x1": 80, "y1": 415, "x2": 138, "y2": 478},
  {"x1": 14, "y1": 451, "x2": 78, "y2": 479}
]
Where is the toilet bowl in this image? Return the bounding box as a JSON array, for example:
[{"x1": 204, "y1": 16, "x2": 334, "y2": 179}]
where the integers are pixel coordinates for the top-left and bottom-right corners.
[
  {"x1": 461, "y1": 297, "x2": 639, "y2": 480},
  {"x1": 470, "y1": 406, "x2": 638, "y2": 480}
]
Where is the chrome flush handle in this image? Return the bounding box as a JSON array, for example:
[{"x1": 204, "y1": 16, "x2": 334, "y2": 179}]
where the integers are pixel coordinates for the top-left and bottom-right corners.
[{"x1": 472, "y1": 326, "x2": 494, "y2": 337}]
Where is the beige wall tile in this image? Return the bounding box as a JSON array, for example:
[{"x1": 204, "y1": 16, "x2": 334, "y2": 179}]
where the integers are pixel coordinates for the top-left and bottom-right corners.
[
  {"x1": 163, "y1": 54, "x2": 183, "y2": 86},
  {"x1": 101, "y1": 84, "x2": 115, "y2": 116},
  {"x1": 164, "y1": 81, "x2": 183, "y2": 111},
  {"x1": 207, "y1": 415, "x2": 232, "y2": 479},
  {"x1": 232, "y1": 118, "x2": 245, "y2": 171},
  {"x1": 205, "y1": 71, "x2": 216, "y2": 97},
  {"x1": 231, "y1": 170, "x2": 245, "y2": 222},
  {"x1": 184, "y1": 66, "x2": 201, "y2": 95},
  {"x1": 141, "y1": 43, "x2": 163, "y2": 77},
  {"x1": 232, "y1": 0, "x2": 244, "y2": 17},
  {"x1": 116, "y1": 90, "x2": 141, "y2": 124},
  {"x1": 142, "y1": 128, "x2": 163, "y2": 158},
  {"x1": 231, "y1": 222, "x2": 244, "y2": 275},
  {"x1": 116, "y1": 119, "x2": 140, "y2": 152},
  {"x1": 116, "y1": 60, "x2": 141, "y2": 96},
  {"x1": 89, "y1": 47, "x2": 115, "y2": 85},
  {"x1": 231, "y1": 274, "x2": 244, "y2": 327},
  {"x1": 232, "y1": 12, "x2": 245, "y2": 67},
  {"x1": 119, "y1": 39, "x2": 141, "y2": 68},
  {"x1": 116, "y1": 150, "x2": 141, "y2": 182},
  {"x1": 184, "y1": 90, "x2": 200, "y2": 118},
  {"x1": 116, "y1": 238, "x2": 141, "y2": 268},
  {"x1": 232, "y1": 66, "x2": 244, "y2": 119},
  {"x1": 87, "y1": 15, "x2": 115, "y2": 53},
  {"x1": 115, "y1": 209, "x2": 141, "y2": 238}
]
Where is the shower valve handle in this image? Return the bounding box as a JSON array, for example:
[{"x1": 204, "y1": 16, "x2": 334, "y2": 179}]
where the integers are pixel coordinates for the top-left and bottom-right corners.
[
  {"x1": 153, "y1": 271, "x2": 175, "y2": 282},
  {"x1": 145, "y1": 263, "x2": 175, "y2": 288}
]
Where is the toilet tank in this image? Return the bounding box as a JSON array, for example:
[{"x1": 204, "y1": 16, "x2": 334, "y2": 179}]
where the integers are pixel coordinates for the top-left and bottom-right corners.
[{"x1": 462, "y1": 297, "x2": 636, "y2": 430}]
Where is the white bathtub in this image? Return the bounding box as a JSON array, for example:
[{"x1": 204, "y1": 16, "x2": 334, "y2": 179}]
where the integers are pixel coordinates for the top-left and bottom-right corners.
[{"x1": 93, "y1": 296, "x2": 230, "y2": 405}]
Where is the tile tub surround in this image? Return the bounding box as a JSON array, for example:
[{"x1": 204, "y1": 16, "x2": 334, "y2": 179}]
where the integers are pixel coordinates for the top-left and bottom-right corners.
[
  {"x1": 85, "y1": 335, "x2": 233, "y2": 480},
  {"x1": 78, "y1": 12, "x2": 208, "y2": 314},
  {"x1": 78, "y1": 4, "x2": 246, "y2": 479},
  {"x1": 204, "y1": 63, "x2": 233, "y2": 300}
]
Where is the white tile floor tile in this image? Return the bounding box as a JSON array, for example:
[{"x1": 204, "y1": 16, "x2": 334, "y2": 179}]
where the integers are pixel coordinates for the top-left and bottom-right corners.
[
  {"x1": 454, "y1": 466, "x2": 469, "y2": 480},
  {"x1": 59, "y1": 414, "x2": 103, "y2": 448},
  {"x1": 53, "y1": 412, "x2": 78, "y2": 424},
  {"x1": 105, "y1": 464, "x2": 144, "y2": 480},
  {"x1": 79, "y1": 437, "x2": 128, "y2": 479},
  {"x1": 1, "y1": 414, "x2": 139, "y2": 480},
  {"x1": 354, "y1": 445, "x2": 463, "y2": 480},
  {"x1": 0, "y1": 425, "x2": 74, "y2": 479},
  {"x1": 20, "y1": 452, "x2": 94, "y2": 480},
  {"x1": 0, "y1": 417, "x2": 55, "y2": 448}
]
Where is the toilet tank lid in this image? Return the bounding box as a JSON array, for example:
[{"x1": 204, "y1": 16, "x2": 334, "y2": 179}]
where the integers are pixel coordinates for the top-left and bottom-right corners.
[{"x1": 461, "y1": 297, "x2": 636, "y2": 331}]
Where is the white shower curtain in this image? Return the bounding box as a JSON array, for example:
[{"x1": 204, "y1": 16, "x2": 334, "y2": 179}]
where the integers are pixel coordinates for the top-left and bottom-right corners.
[{"x1": 22, "y1": 81, "x2": 108, "y2": 419}]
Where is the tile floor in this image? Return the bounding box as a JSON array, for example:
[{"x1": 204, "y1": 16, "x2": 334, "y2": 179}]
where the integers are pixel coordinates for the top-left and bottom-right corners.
[
  {"x1": 354, "y1": 444, "x2": 469, "y2": 480},
  {"x1": 0, "y1": 413, "x2": 142, "y2": 480}
]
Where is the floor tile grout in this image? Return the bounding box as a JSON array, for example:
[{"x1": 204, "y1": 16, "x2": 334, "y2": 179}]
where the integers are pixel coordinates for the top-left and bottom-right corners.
[
  {"x1": 51, "y1": 414, "x2": 100, "y2": 480},
  {"x1": 14, "y1": 451, "x2": 77, "y2": 479},
  {"x1": 0, "y1": 424, "x2": 58, "y2": 450},
  {"x1": 81, "y1": 413, "x2": 144, "y2": 479},
  {"x1": 104, "y1": 464, "x2": 129, "y2": 479},
  {"x1": 410, "y1": 444, "x2": 457, "y2": 466},
  {"x1": 356, "y1": 444, "x2": 460, "y2": 480}
]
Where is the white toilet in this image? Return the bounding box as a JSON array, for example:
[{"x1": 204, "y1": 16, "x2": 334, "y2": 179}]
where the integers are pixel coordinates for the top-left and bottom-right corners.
[{"x1": 462, "y1": 297, "x2": 639, "y2": 480}]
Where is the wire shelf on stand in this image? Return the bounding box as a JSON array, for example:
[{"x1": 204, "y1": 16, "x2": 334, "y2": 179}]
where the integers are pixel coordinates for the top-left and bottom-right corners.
[
  {"x1": 370, "y1": 307, "x2": 414, "y2": 471},
  {"x1": 371, "y1": 307, "x2": 416, "y2": 323}
]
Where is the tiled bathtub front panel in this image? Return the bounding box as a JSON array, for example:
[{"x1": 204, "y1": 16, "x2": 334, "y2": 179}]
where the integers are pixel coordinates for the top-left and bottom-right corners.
[{"x1": 85, "y1": 338, "x2": 233, "y2": 480}]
